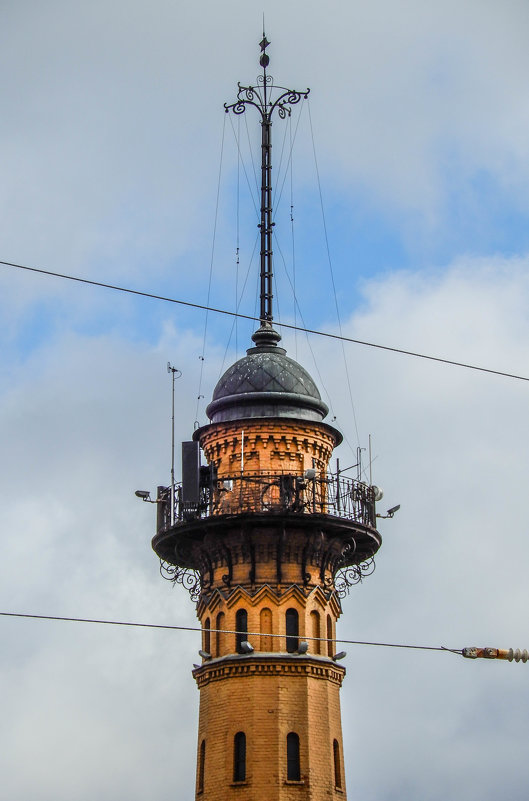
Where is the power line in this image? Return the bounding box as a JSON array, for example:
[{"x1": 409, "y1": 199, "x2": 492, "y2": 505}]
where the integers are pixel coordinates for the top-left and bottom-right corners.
[
  {"x1": 0, "y1": 610, "x2": 460, "y2": 655},
  {"x1": 2, "y1": 258, "x2": 529, "y2": 383},
  {"x1": 5, "y1": 612, "x2": 528, "y2": 663}
]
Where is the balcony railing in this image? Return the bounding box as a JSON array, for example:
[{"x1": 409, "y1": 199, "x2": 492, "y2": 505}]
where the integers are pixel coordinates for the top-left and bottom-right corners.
[{"x1": 156, "y1": 471, "x2": 376, "y2": 533}]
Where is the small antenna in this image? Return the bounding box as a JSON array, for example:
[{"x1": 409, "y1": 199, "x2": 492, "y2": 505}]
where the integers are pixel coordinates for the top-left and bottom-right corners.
[
  {"x1": 356, "y1": 446, "x2": 365, "y2": 482},
  {"x1": 167, "y1": 363, "x2": 182, "y2": 525}
]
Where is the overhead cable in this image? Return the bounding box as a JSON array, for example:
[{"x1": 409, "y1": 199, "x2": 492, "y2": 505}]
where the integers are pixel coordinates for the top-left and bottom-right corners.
[
  {"x1": 0, "y1": 610, "x2": 458, "y2": 652},
  {"x1": 3, "y1": 612, "x2": 528, "y2": 664},
  {"x1": 2, "y1": 258, "x2": 529, "y2": 383}
]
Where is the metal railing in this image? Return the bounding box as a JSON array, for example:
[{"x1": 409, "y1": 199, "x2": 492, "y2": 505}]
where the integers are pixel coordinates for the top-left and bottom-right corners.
[{"x1": 157, "y1": 471, "x2": 376, "y2": 532}]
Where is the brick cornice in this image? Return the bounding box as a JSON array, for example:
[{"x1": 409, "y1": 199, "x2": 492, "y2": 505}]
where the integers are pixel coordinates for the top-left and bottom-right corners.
[{"x1": 193, "y1": 653, "x2": 346, "y2": 688}]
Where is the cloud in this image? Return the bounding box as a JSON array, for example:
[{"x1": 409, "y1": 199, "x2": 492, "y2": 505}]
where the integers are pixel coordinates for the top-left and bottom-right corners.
[
  {"x1": 1, "y1": 1, "x2": 529, "y2": 284},
  {"x1": 2, "y1": 253, "x2": 529, "y2": 799},
  {"x1": 2, "y1": 4, "x2": 529, "y2": 799}
]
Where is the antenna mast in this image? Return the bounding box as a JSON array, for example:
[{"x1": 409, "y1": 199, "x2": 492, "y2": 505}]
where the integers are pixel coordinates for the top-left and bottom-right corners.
[
  {"x1": 225, "y1": 36, "x2": 309, "y2": 329},
  {"x1": 167, "y1": 363, "x2": 181, "y2": 525}
]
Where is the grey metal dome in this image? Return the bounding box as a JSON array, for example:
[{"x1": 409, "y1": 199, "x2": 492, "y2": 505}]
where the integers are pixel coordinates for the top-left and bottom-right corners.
[{"x1": 206, "y1": 324, "x2": 329, "y2": 424}]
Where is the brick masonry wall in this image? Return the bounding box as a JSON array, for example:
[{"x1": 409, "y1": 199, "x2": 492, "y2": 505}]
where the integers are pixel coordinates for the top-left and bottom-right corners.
[
  {"x1": 199, "y1": 419, "x2": 338, "y2": 479},
  {"x1": 195, "y1": 657, "x2": 347, "y2": 801}
]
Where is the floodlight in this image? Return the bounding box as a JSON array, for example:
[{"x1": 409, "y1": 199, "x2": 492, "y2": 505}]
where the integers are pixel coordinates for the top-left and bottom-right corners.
[
  {"x1": 297, "y1": 642, "x2": 309, "y2": 655},
  {"x1": 333, "y1": 651, "x2": 347, "y2": 661},
  {"x1": 239, "y1": 641, "x2": 254, "y2": 654},
  {"x1": 198, "y1": 650, "x2": 212, "y2": 660},
  {"x1": 135, "y1": 490, "x2": 151, "y2": 501},
  {"x1": 387, "y1": 504, "x2": 401, "y2": 517}
]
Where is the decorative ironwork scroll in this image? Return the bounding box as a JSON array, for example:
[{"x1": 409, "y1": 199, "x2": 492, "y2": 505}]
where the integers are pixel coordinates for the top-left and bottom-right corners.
[
  {"x1": 334, "y1": 557, "x2": 376, "y2": 598},
  {"x1": 159, "y1": 559, "x2": 202, "y2": 603}
]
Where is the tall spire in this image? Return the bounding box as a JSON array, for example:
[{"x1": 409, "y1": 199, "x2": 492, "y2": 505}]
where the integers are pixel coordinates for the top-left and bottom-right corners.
[{"x1": 225, "y1": 37, "x2": 309, "y2": 345}]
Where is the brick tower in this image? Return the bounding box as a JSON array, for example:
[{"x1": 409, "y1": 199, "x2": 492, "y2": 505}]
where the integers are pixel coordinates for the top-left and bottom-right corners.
[{"x1": 151, "y1": 37, "x2": 382, "y2": 801}]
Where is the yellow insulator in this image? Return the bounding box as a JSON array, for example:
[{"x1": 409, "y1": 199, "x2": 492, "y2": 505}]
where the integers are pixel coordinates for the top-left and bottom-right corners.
[{"x1": 462, "y1": 646, "x2": 529, "y2": 663}]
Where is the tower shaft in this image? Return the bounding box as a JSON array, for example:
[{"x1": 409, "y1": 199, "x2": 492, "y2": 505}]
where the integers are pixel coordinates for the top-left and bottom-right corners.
[{"x1": 192, "y1": 426, "x2": 347, "y2": 800}]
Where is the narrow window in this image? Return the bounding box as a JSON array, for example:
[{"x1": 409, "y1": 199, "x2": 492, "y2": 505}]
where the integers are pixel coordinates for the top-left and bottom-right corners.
[
  {"x1": 215, "y1": 611, "x2": 225, "y2": 657},
  {"x1": 198, "y1": 739, "x2": 205, "y2": 792},
  {"x1": 236, "y1": 608, "x2": 248, "y2": 654},
  {"x1": 233, "y1": 731, "x2": 246, "y2": 782},
  {"x1": 286, "y1": 732, "x2": 300, "y2": 781},
  {"x1": 333, "y1": 739, "x2": 342, "y2": 789},
  {"x1": 327, "y1": 614, "x2": 333, "y2": 657},
  {"x1": 310, "y1": 610, "x2": 321, "y2": 654},
  {"x1": 285, "y1": 608, "x2": 299, "y2": 653},
  {"x1": 204, "y1": 617, "x2": 211, "y2": 654},
  {"x1": 260, "y1": 607, "x2": 272, "y2": 651}
]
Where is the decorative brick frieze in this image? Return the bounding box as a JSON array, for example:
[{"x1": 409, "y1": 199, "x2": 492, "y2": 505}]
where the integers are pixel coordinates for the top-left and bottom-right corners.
[{"x1": 193, "y1": 654, "x2": 345, "y2": 689}]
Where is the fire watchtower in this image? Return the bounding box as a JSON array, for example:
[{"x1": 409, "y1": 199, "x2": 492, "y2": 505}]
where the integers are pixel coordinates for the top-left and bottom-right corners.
[{"x1": 150, "y1": 37, "x2": 383, "y2": 801}]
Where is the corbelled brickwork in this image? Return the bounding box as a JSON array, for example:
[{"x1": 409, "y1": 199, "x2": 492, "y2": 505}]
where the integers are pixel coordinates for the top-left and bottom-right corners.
[{"x1": 199, "y1": 419, "x2": 337, "y2": 481}]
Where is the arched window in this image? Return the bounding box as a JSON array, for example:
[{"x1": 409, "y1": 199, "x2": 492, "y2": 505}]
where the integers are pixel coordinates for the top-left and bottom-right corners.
[
  {"x1": 286, "y1": 732, "x2": 300, "y2": 781},
  {"x1": 233, "y1": 731, "x2": 246, "y2": 782},
  {"x1": 260, "y1": 607, "x2": 272, "y2": 651},
  {"x1": 215, "y1": 611, "x2": 225, "y2": 657},
  {"x1": 285, "y1": 608, "x2": 299, "y2": 653},
  {"x1": 236, "y1": 608, "x2": 248, "y2": 654},
  {"x1": 198, "y1": 739, "x2": 205, "y2": 792},
  {"x1": 204, "y1": 617, "x2": 211, "y2": 655},
  {"x1": 310, "y1": 610, "x2": 321, "y2": 654},
  {"x1": 333, "y1": 739, "x2": 342, "y2": 789},
  {"x1": 326, "y1": 614, "x2": 333, "y2": 657}
]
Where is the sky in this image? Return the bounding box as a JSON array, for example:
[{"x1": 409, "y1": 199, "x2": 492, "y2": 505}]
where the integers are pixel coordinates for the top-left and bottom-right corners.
[{"x1": 1, "y1": 1, "x2": 529, "y2": 799}]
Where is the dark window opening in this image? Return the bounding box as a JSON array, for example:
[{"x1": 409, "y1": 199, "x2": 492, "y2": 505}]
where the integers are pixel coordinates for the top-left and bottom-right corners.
[
  {"x1": 286, "y1": 608, "x2": 299, "y2": 653},
  {"x1": 215, "y1": 611, "x2": 224, "y2": 657},
  {"x1": 198, "y1": 739, "x2": 205, "y2": 792},
  {"x1": 327, "y1": 614, "x2": 333, "y2": 657},
  {"x1": 287, "y1": 732, "x2": 301, "y2": 781},
  {"x1": 333, "y1": 739, "x2": 342, "y2": 788},
  {"x1": 236, "y1": 609, "x2": 248, "y2": 654},
  {"x1": 204, "y1": 618, "x2": 211, "y2": 654},
  {"x1": 233, "y1": 731, "x2": 246, "y2": 782}
]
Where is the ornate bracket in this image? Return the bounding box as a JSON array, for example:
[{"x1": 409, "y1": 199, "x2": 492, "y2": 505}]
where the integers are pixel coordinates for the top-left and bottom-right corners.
[
  {"x1": 334, "y1": 557, "x2": 376, "y2": 598},
  {"x1": 160, "y1": 559, "x2": 202, "y2": 603},
  {"x1": 224, "y1": 82, "x2": 309, "y2": 121}
]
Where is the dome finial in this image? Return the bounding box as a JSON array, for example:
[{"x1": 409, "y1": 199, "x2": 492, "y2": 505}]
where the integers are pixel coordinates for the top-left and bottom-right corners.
[{"x1": 251, "y1": 322, "x2": 282, "y2": 349}]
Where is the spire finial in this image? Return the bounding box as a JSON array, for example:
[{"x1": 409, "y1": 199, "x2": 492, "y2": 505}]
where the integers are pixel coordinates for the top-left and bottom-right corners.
[
  {"x1": 259, "y1": 32, "x2": 270, "y2": 68},
  {"x1": 224, "y1": 37, "x2": 309, "y2": 344}
]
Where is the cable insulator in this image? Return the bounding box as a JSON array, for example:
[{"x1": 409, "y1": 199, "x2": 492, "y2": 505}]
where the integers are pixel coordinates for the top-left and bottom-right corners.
[
  {"x1": 462, "y1": 647, "x2": 529, "y2": 663},
  {"x1": 501, "y1": 648, "x2": 529, "y2": 663}
]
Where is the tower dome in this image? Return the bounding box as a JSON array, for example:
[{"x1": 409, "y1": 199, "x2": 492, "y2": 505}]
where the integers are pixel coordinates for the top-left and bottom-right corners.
[{"x1": 206, "y1": 324, "x2": 330, "y2": 425}]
